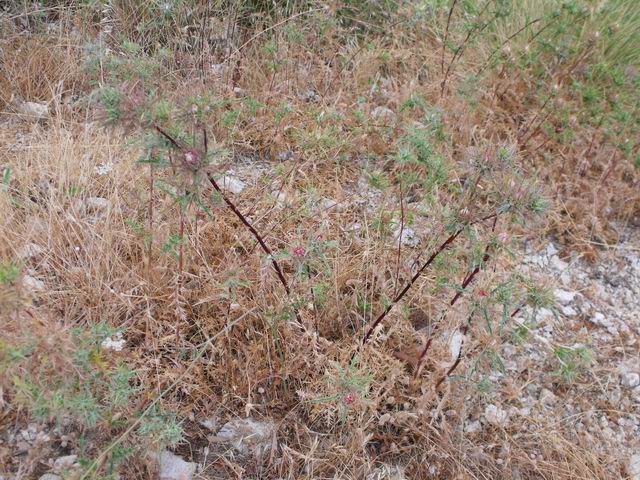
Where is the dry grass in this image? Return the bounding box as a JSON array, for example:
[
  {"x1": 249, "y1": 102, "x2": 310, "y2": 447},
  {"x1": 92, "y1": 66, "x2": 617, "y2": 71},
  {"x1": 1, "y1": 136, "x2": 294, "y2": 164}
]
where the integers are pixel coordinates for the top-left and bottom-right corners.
[
  {"x1": 1, "y1": 2, "x2": 638, "y2": 479},
  {"x1": 0, "y1": 30, "x2": 86, "y2": 111}
]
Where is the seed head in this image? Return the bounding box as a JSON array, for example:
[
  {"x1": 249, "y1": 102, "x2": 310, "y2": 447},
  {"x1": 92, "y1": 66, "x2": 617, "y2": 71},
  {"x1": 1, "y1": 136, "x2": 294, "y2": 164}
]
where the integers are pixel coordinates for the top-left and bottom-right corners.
[{"x1": 183, "y1": 149, "x2": 201, "y2": 170}]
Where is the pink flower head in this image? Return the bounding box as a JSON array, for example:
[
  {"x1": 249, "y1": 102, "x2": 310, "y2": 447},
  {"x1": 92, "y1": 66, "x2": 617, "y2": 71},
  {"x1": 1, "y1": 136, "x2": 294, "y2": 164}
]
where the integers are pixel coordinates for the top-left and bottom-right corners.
[
  {"x1": 343, "y1": 392, "x2": 356, "y2": 406},
  {"x1": 478, "y1": 290, "x2": 488, "y2": 298},
  {"x1": 293, "y1": 246, "x2": 306, "y2": 258},
  {"x1": 498, "y1": 232, "x2": 509, "y2": 244},
  {"x1": 183, "y1": 149, "x2": 201, "y2": 170}
]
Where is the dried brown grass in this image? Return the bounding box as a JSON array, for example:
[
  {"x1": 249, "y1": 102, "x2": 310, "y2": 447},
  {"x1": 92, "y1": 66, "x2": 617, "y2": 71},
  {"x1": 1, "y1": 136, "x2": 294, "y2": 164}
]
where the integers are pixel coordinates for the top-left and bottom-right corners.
[{"x1": 0, "y1": 32, "x2": 85, "y2": 111}]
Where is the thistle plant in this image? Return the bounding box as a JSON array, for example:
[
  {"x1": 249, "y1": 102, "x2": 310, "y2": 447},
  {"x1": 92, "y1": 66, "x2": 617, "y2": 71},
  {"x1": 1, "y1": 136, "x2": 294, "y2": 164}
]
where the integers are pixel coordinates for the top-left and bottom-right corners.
[{"x1": 151, "y1": 124, "x2": 303, "y2": 325}]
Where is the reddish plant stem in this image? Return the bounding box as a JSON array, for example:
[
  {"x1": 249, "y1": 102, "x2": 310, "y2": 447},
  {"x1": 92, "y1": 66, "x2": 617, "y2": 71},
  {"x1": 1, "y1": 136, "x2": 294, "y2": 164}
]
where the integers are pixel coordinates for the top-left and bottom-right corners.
[
  {"x1": 206, "y1": 173, "x2": 291, "y2": 296},
  {"x1": 362, "y1": 229, "x2": 464, "y2": 346},
  {"x1": 361, "y1": 212, "x2": 498, "y2": 346},
  {"x1": 155, "y1": 125, "x2": 181, "y2": 149},
  {"x1": 415, "y1": 217, "x2": 497, "y2": 377},
  {"x1": 154, "y1": 125, "x2": 301, "y2": 324},
  {"x1": 436, "y1": 289, "x2": 525, "y2": 389},
  {"x1": 441, "y1": 0, "x2": 459, "y2": 75},
  {"x1": 440, "y1": 0, "x2": 492, "y2": 97},
  {"x1": 449, "y1": 248, "x2": 492, "y2": 306}
]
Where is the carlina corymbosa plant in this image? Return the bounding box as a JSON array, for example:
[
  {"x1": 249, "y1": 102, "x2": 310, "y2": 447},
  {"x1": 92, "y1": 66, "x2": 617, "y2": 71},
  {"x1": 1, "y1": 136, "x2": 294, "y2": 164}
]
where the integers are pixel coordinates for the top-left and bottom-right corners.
[{"x1": 153, "y1": 124, "x2": 303, "y2": 326}]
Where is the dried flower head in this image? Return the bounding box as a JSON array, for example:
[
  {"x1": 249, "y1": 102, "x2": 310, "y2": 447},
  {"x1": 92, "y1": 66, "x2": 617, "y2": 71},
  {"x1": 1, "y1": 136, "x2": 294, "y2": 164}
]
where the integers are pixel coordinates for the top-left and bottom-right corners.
[
  {"x1": 183, "y1": 149, "x2": 201, "y2": 170},
  {"x1": 343, "y1": 392, "x2": 356, "y2": 406}
]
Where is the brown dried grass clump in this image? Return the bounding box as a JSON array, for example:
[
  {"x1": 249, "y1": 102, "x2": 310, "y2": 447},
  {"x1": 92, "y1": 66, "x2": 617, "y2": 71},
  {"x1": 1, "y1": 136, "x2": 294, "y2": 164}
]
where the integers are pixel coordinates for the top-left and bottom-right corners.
[{"x1": 0, "y1": 33, "x2": 85, "y2": 110}]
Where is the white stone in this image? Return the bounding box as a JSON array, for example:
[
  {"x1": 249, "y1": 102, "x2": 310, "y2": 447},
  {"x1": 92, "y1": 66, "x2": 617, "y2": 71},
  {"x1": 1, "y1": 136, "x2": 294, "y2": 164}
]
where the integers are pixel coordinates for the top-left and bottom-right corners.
[
  {"x1": 276, "y1": 150, "x2": 294, "y2": 162},
  {"x1": 321, "y1": 198, "x2": 339, "y2": 211},
  {"x1": 23, "y1": 275, "x2": 45, "y2": 291},
  {"x1": 271, "y1": 190, "x2": 291, "y2": 207},
  {"x1": 53, "y1": 454, "x2": 78, "y2": 471},
  {"x1": 153, "y1": 450, "x2": 196, "y2": 480},
  {"x1": 302, "y1": 89, "x2": 319, "y2": 102},
  {"x1": 535, "y1": 307, "x2": 554, "y2": 323},
  {"x1": 94, "y1": 162, "x2": 114, "y2": 176},
  {"x1": 85, "y1": 197, "x2": 109, "y2": 211},
  {"x1": 101, "y1": 334, "x2": 125, "y2": 352},
  {"x1": 550, "y1": 255, "x2": 568, "y2": 271},
  {"x1": 19, "y1": 101, "x2": 49, "y2": 120},
  {"x1": 220, "y1": 175, "x2": 246, "y2": 194},
  {"x1": 378, "y1": 413, "x2": 392, "y2": 426},
  {"x1": 590, "y1": 312, "x2": 619, "y2": 334},
  {"x1": 554, "y1": 289, "x2": 575, "y2": 305},
  {"x1": 629, "y1": 454, "x2": 640, "y2": 480},
  {"x1": 199, "y1": 417, "x2": 219, "y2": 431},
  {"x1": 371, "y1": 106, "x2": 396, "y2": 123},
  {"x1": 18, "y1": 243, "x2": 44, "y2": 260},
  {"x1": 214, "y1": 418, "x2": 275, "y2": 456},
  {"x1": 621, "y1": 372, "x2": 640, "y2": 389},
  {"x1": 484, "y1": 404, "x2": 508, "y2": 426},
  {"x1": 464, "y1": 420, "x2": 482, "y2": 433},
  {"x1": 210, "y1": 63, "x2": 227, "y2": 77},
  {"x1": 561, "y1": 306, "x2": 578, "y2": 317},
  {"x1": 448, "y1": 330, "x2": 464, "y2": 362},
  {"x1": 39, "y1": 475, "x2": 62, "y2": 480},
  {"x1": 394, "y1": 227, "x2": 420, "y2": 248},
  {"x1": 545, "y1": 243, "x2": 559, "y2": 257},
  {"x1": 539, "y1": 388, "x2": 557, "y2": 405}
]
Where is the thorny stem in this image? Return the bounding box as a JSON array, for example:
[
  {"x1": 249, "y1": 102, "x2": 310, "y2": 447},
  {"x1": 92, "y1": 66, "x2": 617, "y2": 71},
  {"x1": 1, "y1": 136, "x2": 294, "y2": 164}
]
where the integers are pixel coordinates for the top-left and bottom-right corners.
[
  {"x1": 415, "y1": 216, "x2": 497, "y2": 378},
  {"x1": 362, "y1": 229, "x2": 463, "y2": 346},
  {"x1": 154, "y1": 125, "x2": 302, "y2": 325},
  {"x1": 435, "y1": 300, "x2": 525, "y2": 389},
  {"x1": 440, "y1": 0, "x2": 493, "y2": 97},
  {"x1": 206, "y1": 173, "x2": 292, "y2": 297},
  {"x1": 361, "y1": 211, "x2": 499, "y2": 347},
  {"x1": 441, "y1": 0, "x2": 459, "y2": 76},
  {"x1": 305, "y1": 263, "x2": 318, "y2": 333}
]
